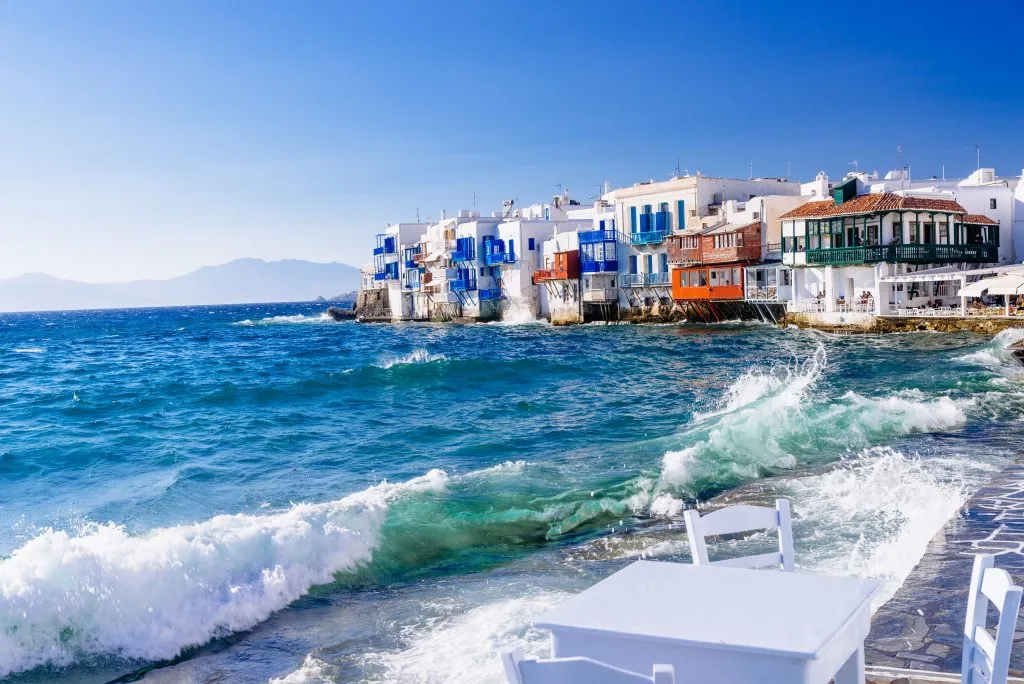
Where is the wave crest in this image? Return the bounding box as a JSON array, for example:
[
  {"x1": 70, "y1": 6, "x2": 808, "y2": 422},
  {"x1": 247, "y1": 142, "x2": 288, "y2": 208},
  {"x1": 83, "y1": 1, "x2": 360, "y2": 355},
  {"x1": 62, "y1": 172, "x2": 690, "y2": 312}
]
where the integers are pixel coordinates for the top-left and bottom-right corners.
[{"x1": 0, "y1": 470, "x2": 447, "y2": 677}]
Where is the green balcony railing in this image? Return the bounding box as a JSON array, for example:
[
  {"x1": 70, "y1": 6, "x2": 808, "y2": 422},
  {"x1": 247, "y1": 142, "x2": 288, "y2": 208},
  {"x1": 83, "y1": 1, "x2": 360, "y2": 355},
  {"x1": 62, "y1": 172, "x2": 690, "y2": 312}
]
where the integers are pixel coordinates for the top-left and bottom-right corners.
[{"x1": 805, "y1": 243, "x2": 998, "y2": 266}]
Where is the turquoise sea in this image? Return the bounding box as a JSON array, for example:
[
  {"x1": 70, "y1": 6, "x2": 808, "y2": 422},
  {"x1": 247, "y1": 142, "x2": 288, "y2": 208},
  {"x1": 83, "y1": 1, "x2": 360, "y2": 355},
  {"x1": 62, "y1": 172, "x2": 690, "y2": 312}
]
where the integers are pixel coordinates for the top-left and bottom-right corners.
[{"x1": 1, "y1": 303, "x2": 1022, "y2": 682}]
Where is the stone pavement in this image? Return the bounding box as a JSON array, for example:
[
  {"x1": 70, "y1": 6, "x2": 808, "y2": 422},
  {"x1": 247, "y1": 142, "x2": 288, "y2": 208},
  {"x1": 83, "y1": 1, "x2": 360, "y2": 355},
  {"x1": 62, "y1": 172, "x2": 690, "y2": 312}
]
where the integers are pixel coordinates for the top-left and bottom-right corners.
[{"x1": 865, "y1": 463, "x2": 1024, "y2": 675}]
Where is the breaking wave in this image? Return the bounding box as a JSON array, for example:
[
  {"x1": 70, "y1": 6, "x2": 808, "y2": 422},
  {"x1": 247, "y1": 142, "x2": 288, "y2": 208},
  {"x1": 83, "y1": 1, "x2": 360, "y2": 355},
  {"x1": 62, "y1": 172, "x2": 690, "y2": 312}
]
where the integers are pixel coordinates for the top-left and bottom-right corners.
[
  {"x1": 955, "y1": 328, "x2": 1024, "y2": 369},
  {"x1": 233, "y1": 313, "x2": 333, "y2": 326},
  {"x1": 376, "y1": 349, "x2": 448, "y2": 368},
  {"x1": 790, "y1": 446, "x2": 987, "y2": 606},
  {"x1": 11, "y1": 347, "x2": 45, "y2": 354},
  {"x1": 661, "y1": 346, "x2": 968, "y2": 493},
  {"x1": 0, "y1": 471, "x2": 447, "y2": 677}
]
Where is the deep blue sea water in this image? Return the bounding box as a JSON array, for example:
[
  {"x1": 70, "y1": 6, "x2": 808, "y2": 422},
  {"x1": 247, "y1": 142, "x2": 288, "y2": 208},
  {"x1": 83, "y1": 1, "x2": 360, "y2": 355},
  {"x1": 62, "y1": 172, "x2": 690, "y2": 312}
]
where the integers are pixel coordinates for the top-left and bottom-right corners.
[{"x1": 1, "y1": 303, "x2": 1023, "y2": 683}]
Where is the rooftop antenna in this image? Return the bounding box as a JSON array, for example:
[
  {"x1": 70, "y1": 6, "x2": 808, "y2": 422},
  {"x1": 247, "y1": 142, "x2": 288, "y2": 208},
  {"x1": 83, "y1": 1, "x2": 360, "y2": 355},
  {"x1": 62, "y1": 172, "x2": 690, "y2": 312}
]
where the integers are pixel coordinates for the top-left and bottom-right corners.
[
  {"x1": 942, "y1": 164, "x2": 946, "y2": 181},
  {"x1": 975, "y1": 144, "x2": 981, "y2": 171},
  {"x1": 674, "y1": 157, "x2": 682, "y2": 178},
  {"x1": 849, "y1": 160, "x2": 859, "y2": 173},
  {"x1": 472, "y1": 190, "x2": 476, "y2": 209},
  {"x1": 554, "y1": 182, "x2": 563, "y2": 196},
  {"x1": 592, "y1": 183, "x2": 604, "y2": 200},
  {"x1": 749, "y1": 162, "x2": 753, "y2": 180},
  {"x1": 416, "y1": 207, "x2": 420, "y2": 222},
  {"x1": 897, "y1": 145, "x2": 906, "y2": 189}
]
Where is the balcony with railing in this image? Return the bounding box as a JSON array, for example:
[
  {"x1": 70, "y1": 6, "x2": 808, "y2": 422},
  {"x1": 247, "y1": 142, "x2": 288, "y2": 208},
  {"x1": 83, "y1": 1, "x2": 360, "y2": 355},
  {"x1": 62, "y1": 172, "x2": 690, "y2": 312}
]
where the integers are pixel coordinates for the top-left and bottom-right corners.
[
  {"x1": 451, "y1": 237, "x2": 476, "y2": 263},
  {"x1": 449, "y1": 277, "x2": 477, "y2": 292},
  {"x1": 374, "y1": 235, "x2": 398, "y2": 256},
  {"x1": 805, "y1": 243, "x2": 999, "y2": 266},
  {"x1": 482, "y1": 238, "x2": 516, "y2": 266},
  {"x1": 583, "y1": 288, "x2": 618, "y2": 302},
  {"x1": 581, "y1": 259, "x2": 619, "y2": 273},
  {"x1": 533, "y1": 251, "x2": 580, "y2": 285},
  {"x1": 578, "y1": 229, "x2": 618, "y2": 244},
  {"x1": 629, "y1": 230, "x2": 669, "y2": 246},
  {"x1": 623, "y1": 272, "x2": 671, "y2": 287},
  {"x1": 479, "y1": 288, "x2": 504, "y2": 301}
]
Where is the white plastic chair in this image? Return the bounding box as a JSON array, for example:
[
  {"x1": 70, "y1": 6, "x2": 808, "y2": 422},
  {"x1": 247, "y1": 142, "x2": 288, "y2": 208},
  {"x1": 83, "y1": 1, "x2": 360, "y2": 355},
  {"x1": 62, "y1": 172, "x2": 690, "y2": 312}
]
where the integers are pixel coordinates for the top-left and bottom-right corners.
[
  {"x1": 683, "y1": 499, "x2": 794, "y2": 571},
  {"x1": 961, "y1": 554, "x2": 1023, "y2": 684},
  {"x1": 501, "y1": 648, "x2": 675, "y2": 684}
]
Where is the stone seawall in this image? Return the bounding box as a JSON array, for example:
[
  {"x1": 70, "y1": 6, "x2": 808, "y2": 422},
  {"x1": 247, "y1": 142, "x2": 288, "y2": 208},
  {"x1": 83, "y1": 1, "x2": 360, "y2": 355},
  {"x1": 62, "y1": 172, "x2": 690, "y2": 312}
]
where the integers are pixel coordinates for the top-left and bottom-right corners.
[{"x1": 785, "y1": 312, "x2": 1024, "y2": 335}]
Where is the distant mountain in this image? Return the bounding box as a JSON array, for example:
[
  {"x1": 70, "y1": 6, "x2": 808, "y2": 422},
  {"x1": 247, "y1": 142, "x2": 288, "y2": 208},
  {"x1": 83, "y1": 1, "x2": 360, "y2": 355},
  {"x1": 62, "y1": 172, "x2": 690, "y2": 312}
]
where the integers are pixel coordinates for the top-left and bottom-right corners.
[{"x1": 0, "y1": 259, "x2": 361, "y2": 313}]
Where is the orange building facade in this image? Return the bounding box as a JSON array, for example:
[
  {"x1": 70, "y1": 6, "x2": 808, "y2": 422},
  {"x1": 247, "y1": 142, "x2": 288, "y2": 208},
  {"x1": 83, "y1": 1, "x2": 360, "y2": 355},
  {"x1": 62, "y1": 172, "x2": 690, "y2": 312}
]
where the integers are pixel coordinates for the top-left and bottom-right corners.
[{"x1": 667, "y1": 220, "x2": 763, "y2": 301}]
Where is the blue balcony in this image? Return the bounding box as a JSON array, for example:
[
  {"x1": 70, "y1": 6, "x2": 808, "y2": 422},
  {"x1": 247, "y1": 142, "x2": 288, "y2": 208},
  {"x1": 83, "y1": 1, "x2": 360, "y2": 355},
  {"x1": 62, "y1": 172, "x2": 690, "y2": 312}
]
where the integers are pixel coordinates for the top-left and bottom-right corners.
[
  {"x1": 404, "y1": 259, "x2": 418, "y2": 269},
  {"x1": 479, "y1": 288, "x2": 504, "y2": 301},
  {"x1": 373, "y1": 246, "x2": 386, "y2": 256},
  {"x1": 483, "y1": 251, "x2": 515, "y2": 266},
  {"x1": 581, "y1": 259, "x2": 619, "y2": 273},
  {"x1": 375, "y1": 235, "x2": 397, "y2": 255},
  {"x1": 451, "y1": 250, "x2": 472, "y2": 263},
  {"x1": 579, "y1": 229, "x2": 617, "y2": 244},
  {"x1": 630, "y1": 231, "x2": 668, "y2": 246},
  {"x1": 450, "y1": 278, "x2": 477, "y2": 292}
]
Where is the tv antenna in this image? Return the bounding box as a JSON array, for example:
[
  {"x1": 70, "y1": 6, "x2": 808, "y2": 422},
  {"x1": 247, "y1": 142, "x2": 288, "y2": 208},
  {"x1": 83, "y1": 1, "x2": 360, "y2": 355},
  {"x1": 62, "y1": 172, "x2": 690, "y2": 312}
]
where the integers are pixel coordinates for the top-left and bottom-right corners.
[
  {"x1": 975, "y1": 144, "x2": 981, "y2": 171},
  {"x1": 472, "y1": 190, "x2": 476, "y2": 209},
  {"x1": 849, "y1": 160, "x2": 859, "y2": 172},
  {"x1": 416, "y1": 207, "x2": 420, "y2": 222},
  {"x1": 673, "y1": 157, "x2": 682, "y2": 178},
  {"x1": 748, "y1": 162, "x2": 753, "y2": 180}
]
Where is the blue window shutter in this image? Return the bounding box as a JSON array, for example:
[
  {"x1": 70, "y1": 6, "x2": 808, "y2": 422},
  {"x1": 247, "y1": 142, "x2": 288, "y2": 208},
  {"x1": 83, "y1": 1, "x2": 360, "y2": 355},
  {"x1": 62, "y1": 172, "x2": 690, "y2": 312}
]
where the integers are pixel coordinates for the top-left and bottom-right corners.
[
  {"x1": 509, "y1": 239, "x2": 515, "y2": 258},
  {"x1": 599, "y1": 219, "x2": 605, "y2": 231},
  {"x1": 646, "y1": 254, "x2": 653, "y2": 272},
  {"x1": 630, "y1": 207, "x2": 637, "y2": 233},
  {"x1": 677, "y1": 200, "x2": 685, "y2": 230},
  {"x1": 660, "y1": 253, "x2": 668, "y2": 272},
  {"x1": 528, "y1": 237, "x2": 535, "y2": 250}
]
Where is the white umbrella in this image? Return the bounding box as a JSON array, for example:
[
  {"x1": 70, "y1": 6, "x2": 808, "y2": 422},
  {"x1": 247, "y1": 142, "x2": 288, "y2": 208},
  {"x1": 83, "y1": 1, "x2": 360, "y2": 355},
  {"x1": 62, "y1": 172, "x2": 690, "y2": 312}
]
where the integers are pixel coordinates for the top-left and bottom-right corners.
[{"x1": 960, "y1": 274, "x2": 1024, "y2": 297}]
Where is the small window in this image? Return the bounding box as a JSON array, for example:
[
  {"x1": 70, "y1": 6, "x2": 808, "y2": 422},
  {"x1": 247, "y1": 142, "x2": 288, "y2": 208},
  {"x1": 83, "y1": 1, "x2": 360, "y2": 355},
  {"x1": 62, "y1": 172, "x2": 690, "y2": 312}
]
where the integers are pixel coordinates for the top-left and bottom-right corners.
[
  {"x1": 528, "y1": 237, "x2": 535, "y2": 250},
  {"x1": 610, "y1": 278, "x2": 616, "y2": 288},
  {"x1": 781, "y1": 270, "x2": 792, "y2": 286},
  {"x1": 990, "y1": 198, "x2": 998, "y2": 210}
]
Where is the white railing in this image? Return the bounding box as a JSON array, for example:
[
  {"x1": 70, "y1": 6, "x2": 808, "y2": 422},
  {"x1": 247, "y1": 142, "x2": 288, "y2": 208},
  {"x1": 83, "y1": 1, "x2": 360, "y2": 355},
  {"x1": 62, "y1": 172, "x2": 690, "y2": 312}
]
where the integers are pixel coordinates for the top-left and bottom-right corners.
[
  {"x1": 791, "y1": 300, "x2": 826, "y2": 313},
  {"x1": 745, "y1": 286, "x2": 779, "y2": 302},
  {"x1": 583, "y1": 288, "x2": 618, "y2": 302},
  {"x1": 833, "y1": 301, "x2": 876, "y2": 314}
]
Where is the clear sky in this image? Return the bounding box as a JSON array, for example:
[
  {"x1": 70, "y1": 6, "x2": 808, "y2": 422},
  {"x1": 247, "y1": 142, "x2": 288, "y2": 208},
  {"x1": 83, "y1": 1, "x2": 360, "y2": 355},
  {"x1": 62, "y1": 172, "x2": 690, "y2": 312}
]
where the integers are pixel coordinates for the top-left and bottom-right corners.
[{"x1": 2, "y1": 0, "x2": 1023, "y2": 282}]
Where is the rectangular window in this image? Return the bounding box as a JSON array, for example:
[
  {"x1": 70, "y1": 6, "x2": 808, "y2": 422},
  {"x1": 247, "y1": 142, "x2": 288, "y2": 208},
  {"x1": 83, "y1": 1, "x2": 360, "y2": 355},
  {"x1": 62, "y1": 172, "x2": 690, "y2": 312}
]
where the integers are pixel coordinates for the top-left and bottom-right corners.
[
  {"x1": 697, "y1": 270, "x2": 707, "y2": 287},
  {"x1": 645, "y1": 254, "x2": 653, "y2": 273},
  {"x1": 509, "y1": 239, "x2": 515, "y2": 258},
  {"x1": 598, "y1": 220, "x2": 605, "y2": 231},
  {"x1": 991, "y1": 198, "x2": 998, "y2": 210},
  {"x1": 528, "y1": 237, "x2": 535, "y2": 251},
  {"x1": 797, "y1": 236, "x2": 806, "y2": 252},
  {"x1": 867, "y1": 225, "x2": 879, "y2": 246},
  {"x1": 939, "y1": 224, "x2": 949, "y2": 243},
  {"x1": 628, "y1": 255, "x2": 637, "y2": 274},
  {"x1": 677, "y1": 200, "x2": 686, "y2": 230},
  {"x1": 781, "y1": 270, "x2": 792, "y2": 286},
  {"x1": 630, "y1": 206, "x2": 637, "y2": 232},
  {"x1": 660, "y1": 253, "x2": 668, "y2": 273},
  {"x1": 909, "y1": 221, "x2": 919, "y2": 244}
]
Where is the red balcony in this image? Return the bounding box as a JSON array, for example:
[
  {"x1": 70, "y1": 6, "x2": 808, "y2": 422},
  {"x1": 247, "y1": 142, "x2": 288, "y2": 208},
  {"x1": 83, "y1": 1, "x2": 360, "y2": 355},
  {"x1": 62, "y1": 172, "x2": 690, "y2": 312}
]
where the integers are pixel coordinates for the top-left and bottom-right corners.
[{"x1": 533, "y1": 250, "x2": 580, "y2": 284}]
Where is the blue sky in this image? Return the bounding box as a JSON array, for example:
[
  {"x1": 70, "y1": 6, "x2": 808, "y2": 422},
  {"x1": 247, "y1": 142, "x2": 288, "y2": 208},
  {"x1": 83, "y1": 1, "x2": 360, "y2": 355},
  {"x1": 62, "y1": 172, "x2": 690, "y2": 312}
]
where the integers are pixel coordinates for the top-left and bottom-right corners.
[{"x1": 2, "y1": 0, "x2": 1022, "y2": 282}]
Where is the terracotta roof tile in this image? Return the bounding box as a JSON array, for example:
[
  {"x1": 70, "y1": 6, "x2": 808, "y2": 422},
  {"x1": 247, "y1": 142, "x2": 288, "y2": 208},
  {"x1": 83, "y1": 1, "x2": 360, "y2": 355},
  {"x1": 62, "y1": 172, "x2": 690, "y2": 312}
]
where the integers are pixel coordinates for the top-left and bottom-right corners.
[
  {"x1": 706, "y1": 220, "x2": 761, "y2": 235},
  {"x1": 963, "y1": 213, "x2": 998, "y2": 225},
  {"x1": 779, "y1": 193, "x2": 967, "y2": 220}
]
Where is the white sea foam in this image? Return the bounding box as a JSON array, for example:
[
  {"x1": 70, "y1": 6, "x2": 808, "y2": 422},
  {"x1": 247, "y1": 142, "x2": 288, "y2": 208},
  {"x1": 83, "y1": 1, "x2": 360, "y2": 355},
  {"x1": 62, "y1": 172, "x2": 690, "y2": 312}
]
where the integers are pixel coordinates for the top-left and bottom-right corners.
[
  {"x1": 232, "y1": 314, "x2": 333, "y2": 326},
  {"x1": 376, "y1": 349, "x2": 447, "y2": 368},
  {"x1": 359, "y1": 592, "x2": 566, "y2": 683},
  {"x1": 0, "y1": 470, "x2": 448, "y2": 678},
  {"x1": 270, "y1": 654, "x2": 338, "y2": 684},
  {"x1": 789, "y1": 446, "x2": 989, "y2": 606},
  {"x1": 955, "y1": 328, "x2": 1024, "y2": 370},
  {"x1": 11, "y1": 347, "x2": 45, "y2": 354},
  {"x1": 492, "y1": 297, "x2": 548, "y2": 326}
]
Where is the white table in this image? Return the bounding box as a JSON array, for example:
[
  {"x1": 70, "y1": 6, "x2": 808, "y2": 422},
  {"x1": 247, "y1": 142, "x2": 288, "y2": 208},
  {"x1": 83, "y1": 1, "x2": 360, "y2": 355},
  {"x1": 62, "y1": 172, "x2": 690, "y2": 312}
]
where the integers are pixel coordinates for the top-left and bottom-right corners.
[{"x1": 535, "y1": 560, "x2": 880, "y2": 684}]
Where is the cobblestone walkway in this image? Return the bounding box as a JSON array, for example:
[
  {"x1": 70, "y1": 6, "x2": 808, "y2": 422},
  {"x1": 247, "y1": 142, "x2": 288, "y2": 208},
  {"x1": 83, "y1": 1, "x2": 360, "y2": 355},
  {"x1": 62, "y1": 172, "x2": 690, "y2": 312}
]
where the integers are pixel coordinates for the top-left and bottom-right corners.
[{"x1": 866, "y1": 463, "x2": 1024, "y2": 674}]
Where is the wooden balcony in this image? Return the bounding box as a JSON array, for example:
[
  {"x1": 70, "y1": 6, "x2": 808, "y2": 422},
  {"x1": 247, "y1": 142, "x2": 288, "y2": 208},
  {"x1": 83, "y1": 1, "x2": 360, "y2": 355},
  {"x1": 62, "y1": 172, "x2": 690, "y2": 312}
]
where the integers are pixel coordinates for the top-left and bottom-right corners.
[{"x1": 533, "y1": 251, "x2": 580, "y2": 284}]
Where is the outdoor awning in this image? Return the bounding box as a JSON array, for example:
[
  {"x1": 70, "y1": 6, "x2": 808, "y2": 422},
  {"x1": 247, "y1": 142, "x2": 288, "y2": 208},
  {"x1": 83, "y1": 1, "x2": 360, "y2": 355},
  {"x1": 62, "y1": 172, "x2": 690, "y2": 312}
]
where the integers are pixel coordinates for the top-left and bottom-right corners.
[{"x1": 959, "y1": 274, "x2": 1024, "y2": 298}]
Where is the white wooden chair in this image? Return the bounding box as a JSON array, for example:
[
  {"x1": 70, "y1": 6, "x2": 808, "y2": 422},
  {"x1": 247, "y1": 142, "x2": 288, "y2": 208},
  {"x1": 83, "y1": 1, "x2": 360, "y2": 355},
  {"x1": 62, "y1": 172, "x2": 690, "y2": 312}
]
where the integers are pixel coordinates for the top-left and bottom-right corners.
[
  {"x1": 501, "y1": 648, "x2": 675, "y2": 684},
  {"x1": 683, "y1": 499, "x2": 794, "y2": 571},
  {"x1": 961, "y1": 554, "x2": 1023, "y2": 684}
]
